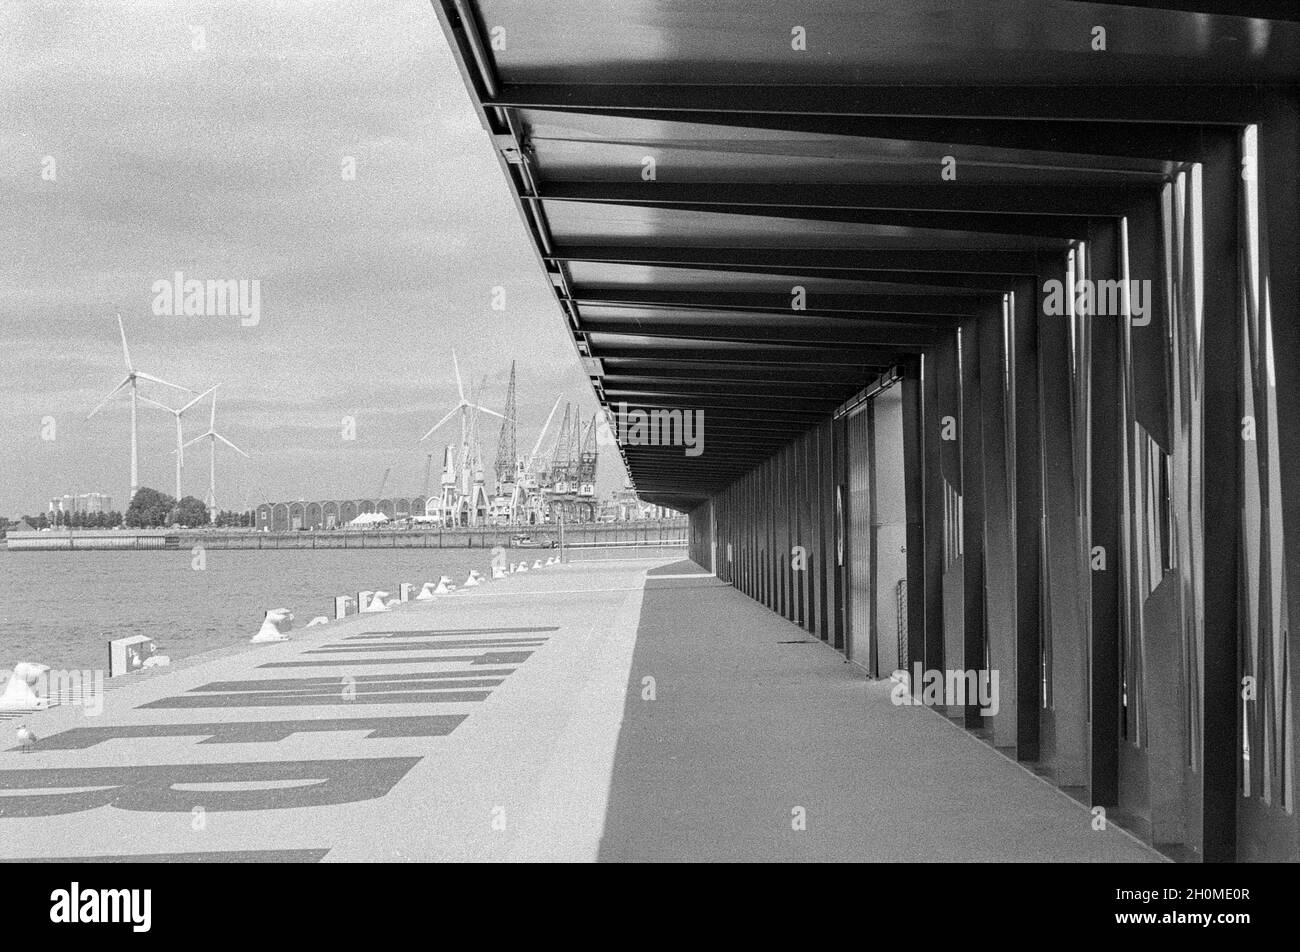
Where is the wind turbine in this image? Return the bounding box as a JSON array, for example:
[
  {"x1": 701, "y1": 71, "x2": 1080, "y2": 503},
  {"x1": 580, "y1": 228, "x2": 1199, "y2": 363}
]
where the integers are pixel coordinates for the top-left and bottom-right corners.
[
  {"x1": 87, "y1": 314, "x2": 193, "y2": 503},
  {"x1": 182, "y1": 389, "x2": 249, "y2": 517},
  {"x1": 418, "y1": 349, "x2": 504, "y2": 448},
  {"x1": 139, "y1": 385, "x2": 218, "y2": 500}
]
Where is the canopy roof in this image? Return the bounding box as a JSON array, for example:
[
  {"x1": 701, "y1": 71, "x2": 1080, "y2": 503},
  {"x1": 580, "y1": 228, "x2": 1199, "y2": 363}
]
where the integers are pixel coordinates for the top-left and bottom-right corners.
[{"x1": 433, "y1": 0, "x2": 1300, "y2": 509}]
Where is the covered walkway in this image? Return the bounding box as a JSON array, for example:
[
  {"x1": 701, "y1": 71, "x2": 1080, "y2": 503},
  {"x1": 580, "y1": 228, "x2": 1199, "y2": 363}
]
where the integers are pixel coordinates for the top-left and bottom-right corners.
[
  {"x1": 433, "y1": 0, "x2": 1300, "y2": 862},
  {"x1": 602, "y1": 562, "x2": 1158, "y2": 862}
]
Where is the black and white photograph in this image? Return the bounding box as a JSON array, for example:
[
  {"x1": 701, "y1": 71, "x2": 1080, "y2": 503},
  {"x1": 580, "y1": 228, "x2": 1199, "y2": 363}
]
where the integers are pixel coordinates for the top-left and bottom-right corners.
[{"x1": 0, "y1": 0, "x2": 1296, "y2": 923}]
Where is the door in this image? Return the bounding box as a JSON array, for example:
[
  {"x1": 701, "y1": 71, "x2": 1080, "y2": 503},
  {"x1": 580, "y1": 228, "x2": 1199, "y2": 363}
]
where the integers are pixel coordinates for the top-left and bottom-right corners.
[{"x1": 845, "y1": 402, "x2": 873, "y2": 671}]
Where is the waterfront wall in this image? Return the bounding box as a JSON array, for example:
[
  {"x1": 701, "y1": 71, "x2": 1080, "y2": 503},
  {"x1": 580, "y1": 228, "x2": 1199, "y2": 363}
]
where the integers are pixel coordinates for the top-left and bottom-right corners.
[
  {"x1": 4, "y1": 519, "x2": 688, "y2": 552},
  {"x1": 4, "y1": 529, "x2": 177, "y2": 551}
]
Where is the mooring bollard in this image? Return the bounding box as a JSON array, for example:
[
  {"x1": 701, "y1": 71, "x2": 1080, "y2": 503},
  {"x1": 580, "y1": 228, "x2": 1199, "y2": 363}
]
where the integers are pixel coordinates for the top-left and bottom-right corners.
[
  {"x1": 533, "y1": 559, "x2": 544, "y2": 569},
  {"x1": 399, "y1": 583, "x2": 415, "y2": 603},
  {"x1": 15, "y1": 723, "x2": 36, "y2": 753},
  {"x1": 108, "y1": 634, "x2": 157, "y2": 677},
  {"x1": 516, "y1": 561, "x2": 529, "y2": 573},
  {"x1": 334, "y1": 595, "x2": 355, "y2": 620},
  {"x1": 251, "y1": 608, "x2": 293, "y2": 644},
  {"x1": 418, "y1": 576, "x2": 456, "y2": 597},
  {"x1": 361, "y1": 591, "x2": 392, "y2": 613},
  {"x1": 305, "y1": 616, "x2": 329, "y2": 627},
  {"x1": 463, "y1": 571, "x2": 482, "y2": 587},
  {"x1": 492, "y1": 564, "x2": 508, "y2": 580},
  {"x1": 0, "y1": 663, "x2": 50, "y2": 710}
]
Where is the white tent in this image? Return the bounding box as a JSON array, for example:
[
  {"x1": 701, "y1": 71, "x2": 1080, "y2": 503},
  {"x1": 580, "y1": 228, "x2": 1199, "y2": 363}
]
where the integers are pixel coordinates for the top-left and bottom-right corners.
[{"x1": 347, "y1": 512, "x2": 390, "y2": 529}]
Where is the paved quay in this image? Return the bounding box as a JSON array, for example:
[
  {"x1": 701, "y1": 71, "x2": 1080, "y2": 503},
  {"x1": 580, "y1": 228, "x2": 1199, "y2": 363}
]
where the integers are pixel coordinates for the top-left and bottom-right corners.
[{"x1": 0, "y1": 558, "x2": 1162, "y2": 862}]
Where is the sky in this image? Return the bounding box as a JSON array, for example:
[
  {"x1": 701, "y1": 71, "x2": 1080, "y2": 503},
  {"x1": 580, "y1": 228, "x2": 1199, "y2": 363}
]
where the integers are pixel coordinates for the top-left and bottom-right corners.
[{"x1": 0, "y1": 0, "x2": 623, "y2": 516}]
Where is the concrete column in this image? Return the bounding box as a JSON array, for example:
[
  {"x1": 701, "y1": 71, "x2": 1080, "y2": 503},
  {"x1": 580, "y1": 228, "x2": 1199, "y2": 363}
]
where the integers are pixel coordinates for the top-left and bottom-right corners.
[
  {"x1": 1088, "y1": 218, "x2": 1122, "y2": 808},
  {"x1": 1012, "y1": 278, "x2": 1042, "y2": 761},
  {"x1": 1036, "y1": 252, "x2": 1089, "y2": 789},
  {"x1": 901, "y1": 360, "x2": 926, "y2": 682},
  {"x1": 960, "y1": 316, "x2": 986, "y2": 727},
  {"x1": 979, "y1": 297, "x2": 1017, "y2": 749}
]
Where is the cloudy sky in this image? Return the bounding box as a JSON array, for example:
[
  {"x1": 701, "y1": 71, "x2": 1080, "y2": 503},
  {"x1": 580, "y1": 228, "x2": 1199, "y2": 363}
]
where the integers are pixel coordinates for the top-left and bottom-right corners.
[{"x1": 0, "y1": 0, "x2": 621, "y2": 516}]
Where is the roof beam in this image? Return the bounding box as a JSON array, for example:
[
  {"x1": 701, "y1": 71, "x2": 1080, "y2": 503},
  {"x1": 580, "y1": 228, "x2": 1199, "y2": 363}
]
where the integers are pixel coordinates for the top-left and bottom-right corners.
[
  {"x1": 540, "y1": 201, "x2": 1086, "y2": 239},
  {"x1": 572, "y1": 289, "x2": 988, "y2": 317},
  {"x1": 588, "y1": 343, "x2": 899, "y2": 367},
  {"x1": 555, "y1": 244, "x2": 1040, "y2": 275},
  {"x1": 563, "y1": 256, "x2": 1022, "y2": 291},
  {"x1": 495, "y1": 83, "x2": 1266, "y2": 124},
  {"x1": 581, "y1": 320, "x2": 938, "y2": 348},
  {"x1": 539, "y1": 182, "x2": 1140, "y2": 218}
]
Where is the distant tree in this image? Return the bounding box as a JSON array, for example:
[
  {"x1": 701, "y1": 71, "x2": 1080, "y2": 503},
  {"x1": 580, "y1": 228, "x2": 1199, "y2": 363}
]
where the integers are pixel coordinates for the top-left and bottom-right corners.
[
  {"x1": 126, "y1": 487, "x2": 176, "y2": 528},
  {"x1": 175, "y1": 496, "x2": 210, "y2": 528},
  {"x1": 217, "y1": 508, "x2": 246, "y2": 528}
]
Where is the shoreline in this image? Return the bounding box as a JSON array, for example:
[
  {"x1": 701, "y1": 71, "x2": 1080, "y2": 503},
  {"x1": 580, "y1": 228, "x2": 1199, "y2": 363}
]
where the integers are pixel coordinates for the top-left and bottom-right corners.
[{"x1": 2, "y1": 519, "x2": 687, "y2": 552}]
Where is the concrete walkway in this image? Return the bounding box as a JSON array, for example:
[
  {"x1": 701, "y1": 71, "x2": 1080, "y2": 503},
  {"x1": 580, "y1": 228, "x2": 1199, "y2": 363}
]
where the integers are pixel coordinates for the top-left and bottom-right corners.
[{"x1": 0, "y1": 558, "x2": 1161, "y2": 862}]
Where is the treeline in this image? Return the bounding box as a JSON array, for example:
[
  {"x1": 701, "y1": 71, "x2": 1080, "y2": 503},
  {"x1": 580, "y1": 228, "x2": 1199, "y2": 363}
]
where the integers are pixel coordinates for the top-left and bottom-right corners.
[{"x1": 4, "y1": 486, "x2": 257, "y2": 534}]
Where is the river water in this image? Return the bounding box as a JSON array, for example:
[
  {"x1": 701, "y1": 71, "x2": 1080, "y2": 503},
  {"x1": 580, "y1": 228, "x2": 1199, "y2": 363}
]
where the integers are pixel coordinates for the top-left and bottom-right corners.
[{"x1": 0, "y1": 548, "x2": 495, "y2": 673}]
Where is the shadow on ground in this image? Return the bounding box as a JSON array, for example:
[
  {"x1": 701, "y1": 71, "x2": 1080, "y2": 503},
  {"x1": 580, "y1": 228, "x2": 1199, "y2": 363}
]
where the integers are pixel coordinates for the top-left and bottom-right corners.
[{"x1": 596, "y1": 562, "x2": 1162, "y2": 863}]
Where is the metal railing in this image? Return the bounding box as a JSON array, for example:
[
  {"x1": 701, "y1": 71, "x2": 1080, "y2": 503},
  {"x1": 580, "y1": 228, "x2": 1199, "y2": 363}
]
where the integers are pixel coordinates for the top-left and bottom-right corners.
[
  {"x1": 562, "y1": 538, "x2": 688, "y2": 562},
  {"x1": 896, "y1": 578, "x2": 908, "y2": 667}
]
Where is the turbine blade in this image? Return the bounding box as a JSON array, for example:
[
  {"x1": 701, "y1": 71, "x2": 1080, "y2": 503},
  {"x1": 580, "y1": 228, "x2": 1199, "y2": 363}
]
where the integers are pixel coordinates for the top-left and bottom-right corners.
[
  {"x1": 134, "y1": 371, "x2": 193, "y2": 393},
  {"x1": 136, "y1": 394, "x2": 176, "y2": 413},
  {"x1": 181, "y1": 434, "x2": 209, "y2": 449},
  {"x1": 210, "y1": 389, "x2": 217, "y2": 427},
  {"x1": 472, "y1": 405, "x2": 505, "y2": 420},
  {"x1": 117, "y1": 313, "x2": 132, "y2": 370},
  {"x1": 180, "y1": 384, "x2": 218, "y2": 414},
  {"x1": 214, "y1": 432, "x2": 249, "y2": 458},
  {"x1": 451, "y1": 349, "x2": 464, "y2": 402},
  {"x1": 87, "y1": 377, "x2": 130, "y2": 418},
  {"x1": 419, "y1": 407, "x2": 459, "y2": 442},
  {"x1": 526, "y1": 394, "x2": 564, "y2": 465}
]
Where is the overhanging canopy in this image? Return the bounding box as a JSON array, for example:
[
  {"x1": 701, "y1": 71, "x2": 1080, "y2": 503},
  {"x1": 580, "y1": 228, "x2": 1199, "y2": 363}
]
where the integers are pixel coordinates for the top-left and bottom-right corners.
[{"x1": 432, "y1": 0, "x2": 1300, "y2": 510}]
